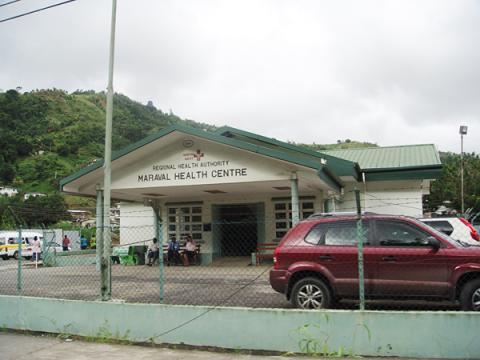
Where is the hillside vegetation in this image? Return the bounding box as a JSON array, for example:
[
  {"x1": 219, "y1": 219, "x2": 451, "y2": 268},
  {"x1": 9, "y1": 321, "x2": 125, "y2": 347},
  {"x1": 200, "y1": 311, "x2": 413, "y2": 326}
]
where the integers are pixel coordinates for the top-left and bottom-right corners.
[
  {"x1": 0, "y1": 89, "x2": 215, "y2": 195},
  {"x1": 0, "y1": 88, "x2": 479, "y2": 227}
]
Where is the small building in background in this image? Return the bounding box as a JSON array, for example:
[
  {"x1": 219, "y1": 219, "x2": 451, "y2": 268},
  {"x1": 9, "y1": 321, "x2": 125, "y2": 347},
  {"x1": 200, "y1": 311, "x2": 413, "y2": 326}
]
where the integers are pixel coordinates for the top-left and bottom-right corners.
[
  {"x1": 0, "y1": 186, "x2": 18, "y2": 197},
  {"x1": 24, "y1": 192, "x2": 46, "y2": 200}
]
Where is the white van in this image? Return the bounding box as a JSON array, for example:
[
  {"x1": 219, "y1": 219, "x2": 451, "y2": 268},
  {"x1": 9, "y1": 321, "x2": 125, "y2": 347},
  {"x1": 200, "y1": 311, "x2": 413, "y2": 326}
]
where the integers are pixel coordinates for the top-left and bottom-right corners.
[{"x1": 0, "y1": 231, "x2": 44, "y2": 260}]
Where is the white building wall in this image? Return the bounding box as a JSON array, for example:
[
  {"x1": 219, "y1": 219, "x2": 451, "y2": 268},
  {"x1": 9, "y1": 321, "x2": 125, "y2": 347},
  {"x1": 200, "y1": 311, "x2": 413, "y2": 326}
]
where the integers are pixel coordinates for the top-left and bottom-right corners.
[
  {"x1": 119, "y1": 203, "x2": 156, "y2": 246},
  {"x1": 337, "y1": 180, "x2": 425, "y2": 217}
]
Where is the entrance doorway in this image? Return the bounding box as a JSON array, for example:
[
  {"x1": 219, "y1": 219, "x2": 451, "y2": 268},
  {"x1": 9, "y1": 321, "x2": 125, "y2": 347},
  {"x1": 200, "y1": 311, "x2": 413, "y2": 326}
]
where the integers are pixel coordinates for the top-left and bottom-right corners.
[{"x1": 214, "y1": 204, "x2": 261, "y2": 257}]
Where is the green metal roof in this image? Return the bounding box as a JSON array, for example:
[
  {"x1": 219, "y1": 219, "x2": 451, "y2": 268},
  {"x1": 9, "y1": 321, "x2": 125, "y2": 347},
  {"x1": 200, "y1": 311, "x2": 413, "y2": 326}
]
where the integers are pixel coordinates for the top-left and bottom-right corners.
[
  {"x1": 216, "y1": 126, "x2": 361, "y2": 180},
  {"x1": 60, "y1": 124, "x2": 343, "y2": 192},
  {"x1": 61, "y1": 125, "x2": 443, "y2": 192},
  {"x1": 320, "y1": 144, "x2": 441, "y2": 170}
]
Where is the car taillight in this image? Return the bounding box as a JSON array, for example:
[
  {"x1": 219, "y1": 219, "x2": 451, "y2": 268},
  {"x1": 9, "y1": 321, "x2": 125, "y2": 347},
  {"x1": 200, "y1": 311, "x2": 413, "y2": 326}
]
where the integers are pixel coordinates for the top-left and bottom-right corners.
[
  {"x1": 273, "y1": 247, "x2": 280, "y2": 270},
  {"x1": 459, "y1": 217, "x2": 480, "y2": 241}
]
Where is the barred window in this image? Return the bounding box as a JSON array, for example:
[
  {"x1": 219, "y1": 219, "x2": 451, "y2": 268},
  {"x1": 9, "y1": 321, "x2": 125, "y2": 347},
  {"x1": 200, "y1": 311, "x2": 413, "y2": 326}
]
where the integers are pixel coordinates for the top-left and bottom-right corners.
[
  {"x1": 167, "y1": 206, "x2": 203, "y2": 242},
  {"x1": 274, "y1": 200, "x2": 315, "y2": 239}
]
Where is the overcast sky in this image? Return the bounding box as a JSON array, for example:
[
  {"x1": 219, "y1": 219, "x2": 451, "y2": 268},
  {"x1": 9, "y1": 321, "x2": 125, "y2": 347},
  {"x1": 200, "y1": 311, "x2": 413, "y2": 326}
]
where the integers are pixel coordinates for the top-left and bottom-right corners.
[{"x1": 1, "y1": 0, "x2": 479, "y2": 153}]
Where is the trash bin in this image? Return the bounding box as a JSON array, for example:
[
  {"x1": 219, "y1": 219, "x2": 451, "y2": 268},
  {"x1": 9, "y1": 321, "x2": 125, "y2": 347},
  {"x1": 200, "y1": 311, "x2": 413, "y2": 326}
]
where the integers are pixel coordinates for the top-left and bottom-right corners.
[{"x1": 134, "y1": 245, "x2": 147, "y2": 265}]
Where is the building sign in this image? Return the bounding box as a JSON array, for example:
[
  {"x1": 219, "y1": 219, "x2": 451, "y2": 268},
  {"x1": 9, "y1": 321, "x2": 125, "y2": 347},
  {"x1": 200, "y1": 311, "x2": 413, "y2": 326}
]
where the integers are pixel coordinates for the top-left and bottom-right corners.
[
  {"x1": 137, "y1": 150, "x2": 248, "y2": 184},
  {"x1": 110, "y1": 139, "x2": 292, "y2": 190}
]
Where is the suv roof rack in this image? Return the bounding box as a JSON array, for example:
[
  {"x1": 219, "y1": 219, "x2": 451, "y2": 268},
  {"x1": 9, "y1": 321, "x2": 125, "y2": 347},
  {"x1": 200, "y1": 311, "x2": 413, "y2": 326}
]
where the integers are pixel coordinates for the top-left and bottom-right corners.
[{"x1": 307, "y1": 212, "x2": 377, "y2": 219}]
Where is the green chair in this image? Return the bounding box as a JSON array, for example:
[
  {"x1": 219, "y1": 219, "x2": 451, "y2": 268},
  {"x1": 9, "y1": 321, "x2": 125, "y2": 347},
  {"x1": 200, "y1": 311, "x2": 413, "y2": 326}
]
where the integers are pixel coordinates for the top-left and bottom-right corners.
[{"x1": 116, "y1": 246, "x2": 136, "y2": 265}]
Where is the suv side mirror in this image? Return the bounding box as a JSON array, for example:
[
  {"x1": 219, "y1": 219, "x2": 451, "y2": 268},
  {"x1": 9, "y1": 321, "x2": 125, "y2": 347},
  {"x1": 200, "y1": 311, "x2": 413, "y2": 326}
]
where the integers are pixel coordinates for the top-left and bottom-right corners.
[{"x1": 424, "y1": 236, "x2": 441, "y2": 250}]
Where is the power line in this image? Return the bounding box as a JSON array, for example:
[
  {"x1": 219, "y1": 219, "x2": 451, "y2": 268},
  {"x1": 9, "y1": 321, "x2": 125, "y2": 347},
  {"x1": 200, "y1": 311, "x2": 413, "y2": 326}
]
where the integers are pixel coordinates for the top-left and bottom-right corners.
[
  {"x1": 0, "y1": 0, "x2": 78, "y2": 24},
  {"x1": 0, "y1": 0, "x2": 21, "y2": 8}
]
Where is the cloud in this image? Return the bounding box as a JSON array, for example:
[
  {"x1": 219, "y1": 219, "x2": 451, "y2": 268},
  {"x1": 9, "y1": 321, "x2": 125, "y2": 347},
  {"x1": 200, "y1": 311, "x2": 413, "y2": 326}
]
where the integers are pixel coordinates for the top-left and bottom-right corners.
[{"x1": 1, "y1": 0, "x2": 479, "y2": 152}]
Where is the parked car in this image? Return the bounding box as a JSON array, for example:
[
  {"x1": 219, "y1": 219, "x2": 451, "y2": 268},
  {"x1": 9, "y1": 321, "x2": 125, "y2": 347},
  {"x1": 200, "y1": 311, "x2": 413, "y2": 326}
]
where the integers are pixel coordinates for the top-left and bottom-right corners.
[
  {"x1": 0, "y1": 231, "x2": 43, "y2": 260},
  {"x1": 419, "y1": 217, "x2": 479, "y2": 245},
  {"x1": 270, "y1": 213, "x2": 480, "y2": 311}
]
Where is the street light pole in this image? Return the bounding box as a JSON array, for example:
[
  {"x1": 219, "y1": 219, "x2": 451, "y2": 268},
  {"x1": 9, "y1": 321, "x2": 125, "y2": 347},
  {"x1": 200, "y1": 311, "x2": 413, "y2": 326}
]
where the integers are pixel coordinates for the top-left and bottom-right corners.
[
  {"x1": 459, "y1": 125, "x2": 468, "y2": 215},
  {"x1": 101, "y1": 0, "x2": 118, "y2": 301}
]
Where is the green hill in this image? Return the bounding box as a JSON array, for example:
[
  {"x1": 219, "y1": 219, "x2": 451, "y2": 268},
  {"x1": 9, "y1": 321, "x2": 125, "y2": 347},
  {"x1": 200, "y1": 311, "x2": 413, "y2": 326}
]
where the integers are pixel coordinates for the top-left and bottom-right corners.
[{"x1": 0, "y1": 89, "x2": 215, "y2": 198}]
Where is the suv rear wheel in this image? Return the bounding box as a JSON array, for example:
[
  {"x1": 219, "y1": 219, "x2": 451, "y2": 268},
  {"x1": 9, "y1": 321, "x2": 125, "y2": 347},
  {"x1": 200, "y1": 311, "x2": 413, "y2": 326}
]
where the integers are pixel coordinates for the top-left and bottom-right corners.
[
  {"x1": 291, "y1": 277, "x2": 332, "y2": 309},
  {"x1": 460, "y1": 278, "x2": 480, "y2": 311}
]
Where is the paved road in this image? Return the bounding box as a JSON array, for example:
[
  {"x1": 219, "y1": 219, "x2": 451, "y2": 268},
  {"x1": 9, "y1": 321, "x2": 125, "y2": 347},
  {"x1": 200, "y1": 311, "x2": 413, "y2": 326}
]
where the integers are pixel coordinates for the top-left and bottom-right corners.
[{"x1": 0, "y1": 332, "x2": 431, "y2": 360}]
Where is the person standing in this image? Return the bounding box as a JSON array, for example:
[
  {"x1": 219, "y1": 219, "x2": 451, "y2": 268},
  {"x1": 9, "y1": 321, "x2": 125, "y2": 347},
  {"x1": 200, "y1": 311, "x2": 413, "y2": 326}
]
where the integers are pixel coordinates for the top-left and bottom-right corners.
[
  {"x1": 62, "y1": 235, "x2": 70, "y2": 251},
  {"x1": 80, "y1": 235, "x2": 88, "y2": 250},
  {"x1": 32, "y1": 236, "x2": 42, "y2": 262}
]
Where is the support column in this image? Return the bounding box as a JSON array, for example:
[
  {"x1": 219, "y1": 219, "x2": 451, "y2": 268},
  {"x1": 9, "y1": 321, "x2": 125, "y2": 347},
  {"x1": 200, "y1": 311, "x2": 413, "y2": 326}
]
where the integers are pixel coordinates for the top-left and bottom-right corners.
[
  {"x1": 95, "y1": 186, "x2": 104, "y2": 272},
  {"x1": 291, "y1": 172, "x2": 300, "y2": 226}
]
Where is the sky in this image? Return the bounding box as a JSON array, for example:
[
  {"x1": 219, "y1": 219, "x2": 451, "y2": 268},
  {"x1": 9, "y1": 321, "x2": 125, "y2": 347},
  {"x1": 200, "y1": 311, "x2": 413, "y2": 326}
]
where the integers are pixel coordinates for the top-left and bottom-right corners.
[{"x1": 1, "y1": 0, "x2": 479, "y2": 153}]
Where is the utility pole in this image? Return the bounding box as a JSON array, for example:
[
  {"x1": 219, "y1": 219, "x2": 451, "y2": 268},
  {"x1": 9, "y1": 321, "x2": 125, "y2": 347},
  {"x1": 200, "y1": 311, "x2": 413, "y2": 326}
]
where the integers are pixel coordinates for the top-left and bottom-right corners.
[
  {"x1": 101, "y1": 0, "x2": 117, "y2": 301},
  {"x1": 459, "y1": 125, "x2": 468, "y2": 215}
]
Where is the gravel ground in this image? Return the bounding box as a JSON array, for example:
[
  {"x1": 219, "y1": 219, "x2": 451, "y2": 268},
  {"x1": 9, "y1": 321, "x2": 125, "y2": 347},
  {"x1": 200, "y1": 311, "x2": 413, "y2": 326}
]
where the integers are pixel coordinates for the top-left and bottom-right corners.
[{"x1": 0, "y1": 258, "x2": 458, "y2": 311}]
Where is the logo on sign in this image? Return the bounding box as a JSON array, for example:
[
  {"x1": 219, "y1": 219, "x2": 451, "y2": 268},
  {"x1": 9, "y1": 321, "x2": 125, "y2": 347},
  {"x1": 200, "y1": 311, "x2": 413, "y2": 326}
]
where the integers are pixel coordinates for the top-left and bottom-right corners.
[
  {"x1": 182, "y1": 139, "x2": 194, "y2": 148},
  {"x1": 184, "y1": 149, "x2": 204, "y2": 161}
]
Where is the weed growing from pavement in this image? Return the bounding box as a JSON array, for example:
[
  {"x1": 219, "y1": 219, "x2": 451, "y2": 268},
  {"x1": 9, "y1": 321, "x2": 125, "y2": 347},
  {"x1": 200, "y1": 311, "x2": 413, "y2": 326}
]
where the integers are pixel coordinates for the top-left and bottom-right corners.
[
  {"x1": 84, "y1": 320, "x2": 132, "y2": 345},
  {"x1": 293, "y1": 314, "x2": 371, "y2": 357}
]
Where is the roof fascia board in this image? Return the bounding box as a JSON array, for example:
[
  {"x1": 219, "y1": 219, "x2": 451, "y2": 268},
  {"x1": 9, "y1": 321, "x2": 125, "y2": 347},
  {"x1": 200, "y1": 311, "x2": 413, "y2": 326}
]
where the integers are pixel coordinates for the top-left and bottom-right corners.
[
  {"x1": 317, "y1": 166, "x2": 343, "y2": 192},
  {"x1": 363, "y1": 164, "x2": 443, "y2": 173},
  {"x1": 364, "y1": 168, "x2": 443, "y2": 181}
]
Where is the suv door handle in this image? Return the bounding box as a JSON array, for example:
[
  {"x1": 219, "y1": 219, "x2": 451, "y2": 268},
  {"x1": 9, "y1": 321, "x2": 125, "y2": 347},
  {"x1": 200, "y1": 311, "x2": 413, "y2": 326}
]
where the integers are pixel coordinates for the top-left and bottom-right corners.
[
  {"x1": 382, "y1": 256, "x2": 397, "y2": 262},
  {"x1": 318, "y1": 255, "x2": 333, "y2": 261}
]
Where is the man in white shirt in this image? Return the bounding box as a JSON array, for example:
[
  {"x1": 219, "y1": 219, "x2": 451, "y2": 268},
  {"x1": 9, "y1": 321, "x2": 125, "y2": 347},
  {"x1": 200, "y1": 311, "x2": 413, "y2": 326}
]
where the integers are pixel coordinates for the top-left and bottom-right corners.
[
  {"x1": 147, "y1": 238, "x2": 159, "y2": 266},
  {"x1": 32, "y1": 236, "x2": 42, "y2": 262}
]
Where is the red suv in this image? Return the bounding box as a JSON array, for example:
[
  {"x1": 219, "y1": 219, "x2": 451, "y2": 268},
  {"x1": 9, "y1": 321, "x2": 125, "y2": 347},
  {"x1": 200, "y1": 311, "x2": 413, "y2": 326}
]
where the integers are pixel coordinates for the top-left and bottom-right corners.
[{"x1": 270, "y1": 214, "x2": 480, "y2": 311}]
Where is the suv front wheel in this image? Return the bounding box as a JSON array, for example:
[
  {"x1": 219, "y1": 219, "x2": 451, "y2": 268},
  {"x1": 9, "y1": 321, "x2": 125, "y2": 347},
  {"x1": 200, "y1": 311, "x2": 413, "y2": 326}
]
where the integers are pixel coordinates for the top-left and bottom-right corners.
[
  {"x1": 291, "y1": 277, "x2": 332, "y2": 309},
  {"x1": 460, "y1": 278, "x2": 480, "y2": 311}
]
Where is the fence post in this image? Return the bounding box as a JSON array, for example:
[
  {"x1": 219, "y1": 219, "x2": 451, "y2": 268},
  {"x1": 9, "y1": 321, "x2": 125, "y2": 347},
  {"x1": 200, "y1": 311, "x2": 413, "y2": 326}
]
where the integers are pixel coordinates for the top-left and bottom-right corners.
[
  {"x1": 355, "y1": 189, "x2": 365, "y2": 310},
  {"x1": 152, "y1": 201, "x2": 164, "y2": 303},
  {"x1": 16, "y1": 227, "x2": 23, "y2": 296}
]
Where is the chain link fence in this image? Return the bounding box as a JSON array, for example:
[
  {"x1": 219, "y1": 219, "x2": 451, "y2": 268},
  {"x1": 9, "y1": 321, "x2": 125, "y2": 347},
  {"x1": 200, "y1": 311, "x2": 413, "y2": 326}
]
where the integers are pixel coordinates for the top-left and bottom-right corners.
[{"x1": 0, "y1": 211, "x2": 478, "y2": 311}]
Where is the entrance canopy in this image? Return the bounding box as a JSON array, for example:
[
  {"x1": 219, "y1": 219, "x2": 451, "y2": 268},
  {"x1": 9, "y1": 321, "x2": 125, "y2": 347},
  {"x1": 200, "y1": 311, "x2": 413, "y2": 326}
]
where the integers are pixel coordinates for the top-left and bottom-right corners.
[{"x1": 60, "y1": 125, "x2": 356, "y2": 201}]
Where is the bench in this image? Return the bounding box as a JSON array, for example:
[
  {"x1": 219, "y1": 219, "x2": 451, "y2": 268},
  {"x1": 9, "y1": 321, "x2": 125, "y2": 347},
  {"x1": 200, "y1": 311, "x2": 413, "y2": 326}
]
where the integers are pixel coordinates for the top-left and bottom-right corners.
[
  {"x1": 161, "y1": 242, "x2": 201, "y2": 266},
  {"x1": 255, "y1": 242, "x2": 278, "y2": 265}
]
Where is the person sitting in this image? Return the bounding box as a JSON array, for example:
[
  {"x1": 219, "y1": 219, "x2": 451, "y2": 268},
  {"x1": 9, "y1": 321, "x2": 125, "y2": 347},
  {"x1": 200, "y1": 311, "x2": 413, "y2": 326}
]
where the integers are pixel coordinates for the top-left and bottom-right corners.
[
  {"x1": 183, "y1": 235, "x2": 197, "y2": 266},
  {"x1": 147, "y1": 237, "x2": 159, "y2": 266},
  {"x1": 167, "y1": 238, "x2": 181, "y2": 265}
]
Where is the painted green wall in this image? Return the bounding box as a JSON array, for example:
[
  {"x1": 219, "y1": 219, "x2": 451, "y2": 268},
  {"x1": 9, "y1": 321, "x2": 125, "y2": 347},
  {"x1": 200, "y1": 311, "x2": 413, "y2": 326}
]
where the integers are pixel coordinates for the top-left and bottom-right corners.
[{"x1": 0, "y1": 295, "x2": 478, "y2": 358}]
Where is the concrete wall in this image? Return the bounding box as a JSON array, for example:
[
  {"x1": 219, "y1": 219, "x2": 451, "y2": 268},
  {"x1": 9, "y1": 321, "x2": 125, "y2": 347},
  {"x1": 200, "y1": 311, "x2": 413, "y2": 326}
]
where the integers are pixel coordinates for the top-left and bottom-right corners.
[
  {"x1": 337, "y1": 180, "x2": 425, "y2": 217},
  {"x1": 1, "y1": 295, "x2": 479, "y2": 359},
  {"x1": 119, "y1": 203, "x2": 155, "y2": 246}
]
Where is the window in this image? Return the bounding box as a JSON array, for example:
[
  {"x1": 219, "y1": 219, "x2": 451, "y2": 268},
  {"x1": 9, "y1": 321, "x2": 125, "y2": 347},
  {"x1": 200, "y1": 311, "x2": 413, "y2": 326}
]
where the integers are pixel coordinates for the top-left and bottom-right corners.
[
  {"x1": 167, "y1": 205, "x2": 203, "y2": 243},
  {"x1": 324, "y1": 221, "x2": 369, "y2": 246},
  {"x1": 376, "y1": 221, "x2": 430, "y2": 246},
  {"x1": 305, "y1": 220, "x2": 369, "y2": 246},
  {"x1": 274, "y1": 200, "x2": 315, "y2": 238},
  {"x1": 422, "y1": 221, "x2": 454, "y2": 236},
  {"x1": 304, "y1": 224, "x2": 327, "y2": 245}
]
